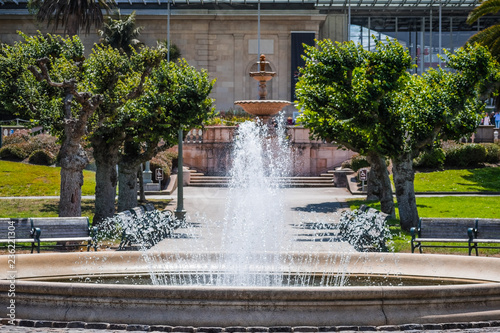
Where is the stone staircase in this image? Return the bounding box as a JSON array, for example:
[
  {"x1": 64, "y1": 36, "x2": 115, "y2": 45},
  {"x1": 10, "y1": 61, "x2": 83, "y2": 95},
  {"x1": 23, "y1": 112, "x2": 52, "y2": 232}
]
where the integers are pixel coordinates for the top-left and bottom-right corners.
[{"x1": 188, "y1": 170, "x2": 336, "y2": 188}]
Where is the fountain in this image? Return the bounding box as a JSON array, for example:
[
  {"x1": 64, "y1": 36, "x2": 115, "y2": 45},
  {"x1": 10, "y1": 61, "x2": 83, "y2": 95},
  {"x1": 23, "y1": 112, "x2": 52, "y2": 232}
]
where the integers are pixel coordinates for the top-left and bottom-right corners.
[
  {"x1": 234, "y1": 54, "x2": 291, "y2": 124},
  {"x1": 2, "y1": 119, "x2": 500, "y2": 326}
]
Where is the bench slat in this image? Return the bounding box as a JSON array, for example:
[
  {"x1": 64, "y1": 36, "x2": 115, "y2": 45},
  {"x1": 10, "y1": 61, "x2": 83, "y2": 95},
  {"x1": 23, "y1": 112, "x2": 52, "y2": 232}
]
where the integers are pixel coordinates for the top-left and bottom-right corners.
[
  {"x1": 413, "y1": 218, "x2": 500, "y2": 256},
  {"x1": 414, "y1": 238, "x2": 470, "y2": 243},
  {"x1": 0, "y1": 218, "x2": 33, "y2": 239}
]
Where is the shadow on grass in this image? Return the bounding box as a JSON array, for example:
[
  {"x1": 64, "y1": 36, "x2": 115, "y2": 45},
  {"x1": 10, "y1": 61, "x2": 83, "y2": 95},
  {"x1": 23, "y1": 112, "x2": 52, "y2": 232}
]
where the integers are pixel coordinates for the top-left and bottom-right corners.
[
  {"x1": 39, "y1": 199, "x2": 171, "y2": 216},
  {"x1": 459, "y1": 167, "x2": 500, "y2": 192}
]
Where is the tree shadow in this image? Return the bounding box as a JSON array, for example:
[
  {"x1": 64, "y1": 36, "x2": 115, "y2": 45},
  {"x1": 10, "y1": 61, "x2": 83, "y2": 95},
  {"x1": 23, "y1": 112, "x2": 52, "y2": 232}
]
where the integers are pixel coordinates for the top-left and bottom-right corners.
[
  {"x1": 459, "y1": 167, "x2": 500, "y2": 192},
  {"x1": 291, "y1": 202, "x2": 344, "y2": 213}
]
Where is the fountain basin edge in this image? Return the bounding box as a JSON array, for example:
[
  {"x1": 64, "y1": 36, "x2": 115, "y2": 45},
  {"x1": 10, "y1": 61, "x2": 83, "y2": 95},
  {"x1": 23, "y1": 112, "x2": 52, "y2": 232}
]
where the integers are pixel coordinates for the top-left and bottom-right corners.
[{"x1": 2, "y1": 251, "x2": 500, "y2": 326}]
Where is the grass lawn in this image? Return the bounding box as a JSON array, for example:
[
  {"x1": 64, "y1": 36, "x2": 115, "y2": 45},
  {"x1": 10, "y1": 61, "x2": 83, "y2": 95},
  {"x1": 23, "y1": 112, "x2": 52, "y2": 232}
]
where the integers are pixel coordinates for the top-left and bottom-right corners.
[
  {"x1": 0, "y1": 160, "x2": 96, "y2": 196},
  {"x1": 413, "y1": 167, "x2": 500, "y2": 192},
  {"x1": 348, "y1": 196, "x2": 500, "y2": 256},
  {"x1": 0, "y1": 199, "x2": 173, "y2": 223}
]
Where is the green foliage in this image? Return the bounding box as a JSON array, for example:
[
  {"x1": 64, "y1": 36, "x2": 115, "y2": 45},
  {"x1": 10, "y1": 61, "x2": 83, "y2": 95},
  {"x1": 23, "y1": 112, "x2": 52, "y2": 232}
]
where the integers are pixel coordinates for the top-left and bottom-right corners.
[
  {"x1": 467, "y1": 0, "x2": 500, "y2": 61},
  {"x1": 350, "y1": 154, "x2": 370, "y2": 171},
  {"x1": 296, "y1": 38, "x2": 413, "y2": 156},
  {"x1": 483, "y1": 143, "x2": 500, "y2": 163},
  {"x1": 151, "y1": 151, "x2": 177, "y2": 180},
  {"x1": 28, "y1": 149, "x2": 55, "y2": 165},
  {"x1": 0, "y1": 131, "x2": 59, "y2": 162},
  {"x1": 123, "y1": 59, "x2": 214, "y2": 148},
  {"x1": 0, "y1": 33, "x2": 85, "y2": 137},
  {"x1": 0, "y1": 145, "x2": 27, "y2": 161},
  {"x1": 413, "y1": 147, "x2": 446, "y2": 170},
  {"x1": 28, "y1": 0, "x2": 113, "y2": 36},
  {"x1": 444, "y1": 143, "x2": 487, "y2": 168},
  {"x1": 156, "y1": 40, "x2": 181, "y2": 62},
  {"x1": 98, "y1": 11, "x2": 143, "y2": 55}
]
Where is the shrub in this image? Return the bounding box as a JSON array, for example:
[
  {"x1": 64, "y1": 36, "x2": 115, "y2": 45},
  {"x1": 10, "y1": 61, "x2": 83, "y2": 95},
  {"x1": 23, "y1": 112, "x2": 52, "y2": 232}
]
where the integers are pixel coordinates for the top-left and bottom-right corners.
[
  {"x1": 414, "y1": 148, "x2": 445, "y2": 170},
  {"x1": 28, "y1": 149, "x2": 55, "y2": 165},
  {"x1": 2, "y1": 129, "x2": 30, "y2": 145},
  {"x1": 1, "y1": 132, "x2": 60, "y2": 163},
  {"x1": 341, "y1": 159, "x2": 352, "y2": 169},
  {"x1": 444, "y1": 143, "x2": 487, "y2": 168},
  {"x1": 350, "y1": 154, "x2": 370, "y2": 171},
  {"x1": 151, "y1": 150, "x2": 178, "y2": 182},
  {"x1": 338, "y1": 209, "x2": 392, "y2": 252},
  {"x1": 483, "y1": 143, "x2": 500, "y2": 164},
  {"x1": 0, "y1": 144, "x2": 28, "y2": 160}
]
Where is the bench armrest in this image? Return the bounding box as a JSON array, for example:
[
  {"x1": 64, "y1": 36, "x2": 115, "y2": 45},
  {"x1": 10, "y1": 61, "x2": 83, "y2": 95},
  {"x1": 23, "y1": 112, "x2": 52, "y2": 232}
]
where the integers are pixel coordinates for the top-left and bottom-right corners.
[
  {"x1": 410, "y1": 227, "x2": 418, "y2": 239},
  {"x1": 31, "y1": 227, "x2": 41, "y2": 241},
  {"x1": 467, "y1": 227, "x2": 477, "y2": 241}
]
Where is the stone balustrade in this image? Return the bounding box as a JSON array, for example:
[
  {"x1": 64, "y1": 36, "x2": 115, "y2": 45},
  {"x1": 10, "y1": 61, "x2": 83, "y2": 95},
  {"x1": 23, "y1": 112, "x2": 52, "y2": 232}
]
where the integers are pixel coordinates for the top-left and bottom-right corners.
[{"x1": 181, "y1": 126, "x2": 355, "y2": 176}]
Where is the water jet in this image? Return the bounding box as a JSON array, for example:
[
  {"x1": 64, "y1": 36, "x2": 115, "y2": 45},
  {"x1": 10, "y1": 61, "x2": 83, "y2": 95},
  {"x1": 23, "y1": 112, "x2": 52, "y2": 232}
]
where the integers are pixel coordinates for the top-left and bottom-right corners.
[{"x1": 2, "y1": 120, "x2": 500, "y2": 326}]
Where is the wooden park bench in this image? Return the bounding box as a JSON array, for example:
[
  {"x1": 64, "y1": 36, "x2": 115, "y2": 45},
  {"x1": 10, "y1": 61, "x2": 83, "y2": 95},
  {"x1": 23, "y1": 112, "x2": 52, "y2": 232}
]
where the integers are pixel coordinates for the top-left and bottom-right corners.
[
  {"x1": 411, "y1": 218, "x2": 477, "y2": 255},
  {"x1": 0, "y1": 218, "x2": 39, "y2": 253},
  {"x1": 468, "y1": 218, "x2": 500, "y2": 256},
  {"x1": 30, "y1": 217, "x2": 97, "y2": 253}
]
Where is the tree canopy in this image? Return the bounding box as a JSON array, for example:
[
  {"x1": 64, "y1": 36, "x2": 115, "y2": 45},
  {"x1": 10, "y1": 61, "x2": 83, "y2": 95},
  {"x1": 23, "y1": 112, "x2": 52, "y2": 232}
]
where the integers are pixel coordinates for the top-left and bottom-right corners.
[{"x1": 297, "y1": 38, "x2": 499, "y2": 230}]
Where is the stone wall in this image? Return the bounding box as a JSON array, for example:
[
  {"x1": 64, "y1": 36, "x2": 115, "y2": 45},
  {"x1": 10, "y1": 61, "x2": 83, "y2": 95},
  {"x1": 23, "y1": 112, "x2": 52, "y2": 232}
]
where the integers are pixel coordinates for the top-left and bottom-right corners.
[{"x1": 182, "y1": 126, "x2": 355, "y2": 176}]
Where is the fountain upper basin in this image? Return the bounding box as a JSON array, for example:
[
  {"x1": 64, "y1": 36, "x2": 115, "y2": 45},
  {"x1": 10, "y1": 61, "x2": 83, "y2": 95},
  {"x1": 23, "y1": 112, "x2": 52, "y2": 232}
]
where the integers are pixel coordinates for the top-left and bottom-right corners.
[
  {"x1": 2, "y1": 251, "x2": 500, "y2": 326},
  {"x1": 234, "y1": 100, "x2": 291, "y2": 117}
]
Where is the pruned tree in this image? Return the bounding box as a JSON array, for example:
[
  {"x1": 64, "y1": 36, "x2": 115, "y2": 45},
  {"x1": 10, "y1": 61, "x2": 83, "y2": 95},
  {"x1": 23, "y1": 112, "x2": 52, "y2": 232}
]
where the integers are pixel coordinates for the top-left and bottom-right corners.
[
  {"x1": 117, "y1": 59, "x2": 214, "y2": 211},
  {"x1": 296, "y1": 38, "x2": 498, "y2": 231},
  {"x1": 296, "y1": 39, "x2": 413, "y2": 217},
  {"x1": 389, "y1": 44, "x2": 499, "y2": 230},
  {"x1": 0, "y1": 33, "x2": 101, "y2": 216},
  {"x1": 83, "y1": 44, "x2": 164, "y2": 223}
]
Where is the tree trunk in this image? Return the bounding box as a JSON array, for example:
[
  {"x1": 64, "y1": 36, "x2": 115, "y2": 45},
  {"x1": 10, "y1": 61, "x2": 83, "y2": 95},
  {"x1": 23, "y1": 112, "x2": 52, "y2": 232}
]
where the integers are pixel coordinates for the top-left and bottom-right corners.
[
  {"x1": 58, "y1": 142, "x2": 88, "y2": 217},
  {"x1": 392, "y1": 154, "x2": 419, "y2": 232},
  {"x1": 366, "y1": 152, "x2": 395, "y2": 217},
  {"x1": 92, "y1": 136, "x2": 120, "y2": 224},
  {"x1": 118, "y1": 162, "x2": 141, "y2": 212}
]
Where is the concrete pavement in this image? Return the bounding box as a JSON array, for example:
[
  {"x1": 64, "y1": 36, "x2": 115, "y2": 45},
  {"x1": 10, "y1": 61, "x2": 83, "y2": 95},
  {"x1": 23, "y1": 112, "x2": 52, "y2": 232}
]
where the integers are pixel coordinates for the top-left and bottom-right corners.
[{"x1": 154, "y1": 186, "x2": 355, "y2": 254}]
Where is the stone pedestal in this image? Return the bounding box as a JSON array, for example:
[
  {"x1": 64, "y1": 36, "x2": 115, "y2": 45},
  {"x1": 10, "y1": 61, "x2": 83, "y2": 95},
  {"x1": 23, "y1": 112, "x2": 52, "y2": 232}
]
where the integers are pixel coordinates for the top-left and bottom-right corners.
[{"x1": 332, "y1": 168, "x2": 354, "y2": 188}]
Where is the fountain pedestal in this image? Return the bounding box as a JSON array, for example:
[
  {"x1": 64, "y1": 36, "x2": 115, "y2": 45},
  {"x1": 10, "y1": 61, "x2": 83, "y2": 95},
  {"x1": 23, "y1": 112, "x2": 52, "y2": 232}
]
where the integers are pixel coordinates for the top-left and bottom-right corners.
[{"x1": 235, "y1": 54, "x2": 290, "y2": 124}]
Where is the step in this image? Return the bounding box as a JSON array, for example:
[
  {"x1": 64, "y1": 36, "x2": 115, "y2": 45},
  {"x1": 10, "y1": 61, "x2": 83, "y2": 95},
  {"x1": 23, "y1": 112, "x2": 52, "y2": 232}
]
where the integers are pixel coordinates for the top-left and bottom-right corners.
[{"x1": 187, "y1": 175, "x2": 335, "y2": 187}]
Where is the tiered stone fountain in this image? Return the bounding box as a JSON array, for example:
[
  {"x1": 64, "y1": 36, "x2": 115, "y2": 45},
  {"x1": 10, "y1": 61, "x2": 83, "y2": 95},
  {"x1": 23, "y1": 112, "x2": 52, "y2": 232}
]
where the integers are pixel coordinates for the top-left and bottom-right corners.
[{"x1": 234, "y1": 54, "x2": 291, "y2": 124}]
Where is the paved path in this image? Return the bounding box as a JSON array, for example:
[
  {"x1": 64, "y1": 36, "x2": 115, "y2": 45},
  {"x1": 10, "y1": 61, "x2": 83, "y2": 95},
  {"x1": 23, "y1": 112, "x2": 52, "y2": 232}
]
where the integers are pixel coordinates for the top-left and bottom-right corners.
[
  {"x1": 3, "y1": 187, "x2": 500, "y2": 332},
  {"x1": 154, "y1": 187, "x2": 354, "y2": 254}
]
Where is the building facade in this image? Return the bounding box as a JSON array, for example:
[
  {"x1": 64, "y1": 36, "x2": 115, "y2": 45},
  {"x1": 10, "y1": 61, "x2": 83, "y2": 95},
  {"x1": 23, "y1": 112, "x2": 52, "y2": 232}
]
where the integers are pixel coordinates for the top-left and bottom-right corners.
[{"x1": 2, "y1": 1, "x2": 494, "y2": 112}]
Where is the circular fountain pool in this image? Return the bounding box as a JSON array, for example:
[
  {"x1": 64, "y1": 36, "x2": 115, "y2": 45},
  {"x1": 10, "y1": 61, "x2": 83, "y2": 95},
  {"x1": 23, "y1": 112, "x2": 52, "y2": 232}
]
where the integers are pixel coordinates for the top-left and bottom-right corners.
[{"x1": 2, "y1": 251, "x2": 500, "y2": 326}]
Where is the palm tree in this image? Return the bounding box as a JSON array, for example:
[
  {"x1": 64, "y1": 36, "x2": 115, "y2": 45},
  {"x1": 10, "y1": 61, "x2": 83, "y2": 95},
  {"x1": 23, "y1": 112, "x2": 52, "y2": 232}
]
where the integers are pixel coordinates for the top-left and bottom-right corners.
[
  {"x1": 156, "y1": 40, "x2": 182, "y2": 62},
  {"x1": 28, "y1": 0, "x2": 115, "y2": 36},
  {"x1": 467, "y1": 0, "x2": 500, "y2": 110},
  {"x1": 467, "y1": 0, "x2": 500, "y2": 60},
  {"x1": 98, "y1": 11, "x2": 143, "y2": 55}
]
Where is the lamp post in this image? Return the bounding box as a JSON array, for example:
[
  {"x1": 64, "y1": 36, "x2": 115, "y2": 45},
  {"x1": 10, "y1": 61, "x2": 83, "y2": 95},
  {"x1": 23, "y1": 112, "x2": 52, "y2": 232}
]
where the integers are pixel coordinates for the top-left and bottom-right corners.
[
  {"x1": 166, "y1": 0, "x2": 186, "y2": 220},
  {"x1": 175, "y1": 128, "x2": 186, "y2": 220}
]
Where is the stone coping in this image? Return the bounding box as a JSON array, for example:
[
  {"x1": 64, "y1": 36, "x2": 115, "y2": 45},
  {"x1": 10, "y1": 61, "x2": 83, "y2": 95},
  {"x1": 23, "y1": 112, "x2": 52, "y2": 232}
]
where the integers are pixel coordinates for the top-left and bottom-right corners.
[
  {"x1": 2, "y1": 318, "x2": 500, "y2": 332},
  {"x1": 2, "y1": 252, "x2": 500, "y2": 326}
]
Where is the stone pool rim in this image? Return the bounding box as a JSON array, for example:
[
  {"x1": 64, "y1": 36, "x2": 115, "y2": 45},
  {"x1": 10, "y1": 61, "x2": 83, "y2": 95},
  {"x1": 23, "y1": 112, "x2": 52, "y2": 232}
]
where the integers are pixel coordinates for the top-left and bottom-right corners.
[{"x1": 1, "y1": 251, "x2": 500, "y2": 326}]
